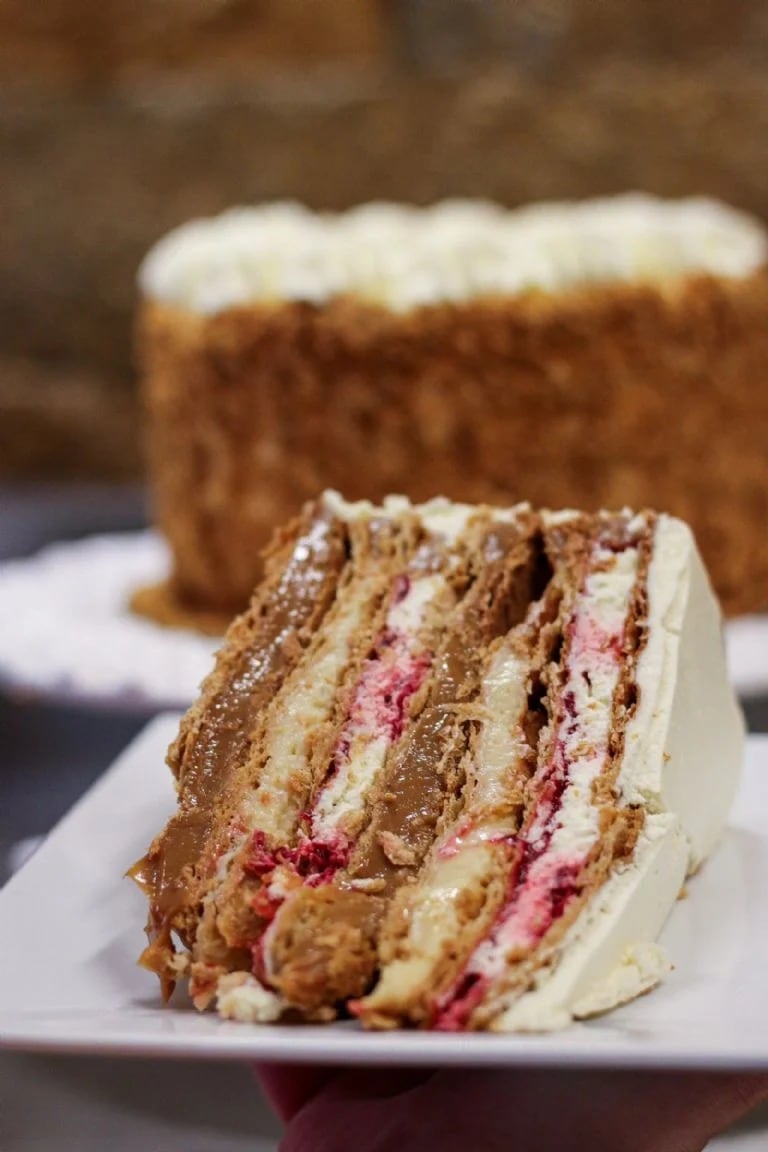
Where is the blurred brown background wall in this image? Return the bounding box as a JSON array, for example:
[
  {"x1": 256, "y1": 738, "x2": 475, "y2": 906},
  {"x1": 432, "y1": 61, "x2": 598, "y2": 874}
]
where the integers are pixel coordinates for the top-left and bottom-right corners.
[{"x1": 2, "y1": 0, "x2": 767, "y2": 481}]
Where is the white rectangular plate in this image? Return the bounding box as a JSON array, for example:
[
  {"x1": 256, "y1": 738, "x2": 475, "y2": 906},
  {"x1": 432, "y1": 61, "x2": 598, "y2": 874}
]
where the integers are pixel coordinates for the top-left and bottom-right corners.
[{"x1": 2, "y1": 715, "x2": 767, "y2": 1069}]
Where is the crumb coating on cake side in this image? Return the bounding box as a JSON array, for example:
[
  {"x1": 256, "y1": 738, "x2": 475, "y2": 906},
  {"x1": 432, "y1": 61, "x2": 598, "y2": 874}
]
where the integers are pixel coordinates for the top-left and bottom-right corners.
[{"x1": 138, "y1": 263, "x2": 768, "y2": 619}]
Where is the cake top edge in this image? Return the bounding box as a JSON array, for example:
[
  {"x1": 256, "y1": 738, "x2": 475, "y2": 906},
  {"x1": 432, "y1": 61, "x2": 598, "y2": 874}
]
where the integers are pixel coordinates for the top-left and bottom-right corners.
[
  {"x1": 319, "y1": 490, "x2": 680, "y2": 534},
  {"x1": 139, "y1": 194, "x2": 767, "y2": 315}
]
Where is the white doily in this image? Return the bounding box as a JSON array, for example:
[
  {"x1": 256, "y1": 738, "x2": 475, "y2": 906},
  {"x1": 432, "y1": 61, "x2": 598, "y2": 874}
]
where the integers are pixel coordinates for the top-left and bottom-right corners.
[{"x1": 0, "y1": 532, "x2": 220, "y2": 712}]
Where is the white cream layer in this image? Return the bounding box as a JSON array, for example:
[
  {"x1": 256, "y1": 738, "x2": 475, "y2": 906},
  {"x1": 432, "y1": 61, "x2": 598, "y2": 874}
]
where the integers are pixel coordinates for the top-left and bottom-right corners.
[
  {"x1": 237, "y1": 573, "x2": 379, "y2": 841},
  {"x1": 140, "y1": 196, "x2": 767, "y2": 315},
  {"x1": 310, "y1": 572, "x2": 451, "y2": 841}
]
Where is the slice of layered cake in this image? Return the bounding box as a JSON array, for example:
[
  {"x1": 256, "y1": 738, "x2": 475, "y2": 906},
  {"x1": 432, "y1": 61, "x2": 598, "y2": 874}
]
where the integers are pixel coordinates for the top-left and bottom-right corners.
[{"x1": 131, "y1": 492, "x2": 743, "y2": 1031}]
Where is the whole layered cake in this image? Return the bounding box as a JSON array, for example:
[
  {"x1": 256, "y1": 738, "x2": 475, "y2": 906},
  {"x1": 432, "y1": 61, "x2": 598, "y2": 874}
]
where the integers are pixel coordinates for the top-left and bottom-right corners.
[
  {"x1": 131, "y1": 492, "x2": 743, "y2": 1031},
  {"x1": 135, "y1": 196, "x2": 768, "y2": 626}
]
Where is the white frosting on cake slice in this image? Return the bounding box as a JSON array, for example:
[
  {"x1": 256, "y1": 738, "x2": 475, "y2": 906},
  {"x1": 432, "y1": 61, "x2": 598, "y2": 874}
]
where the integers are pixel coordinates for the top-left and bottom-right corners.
[
  {"x1": 139, "y1": 195, "x2": 767, "y2": 315},
  {"x1": 619, "y1": 515, "x2": 745, "y2": 869}
]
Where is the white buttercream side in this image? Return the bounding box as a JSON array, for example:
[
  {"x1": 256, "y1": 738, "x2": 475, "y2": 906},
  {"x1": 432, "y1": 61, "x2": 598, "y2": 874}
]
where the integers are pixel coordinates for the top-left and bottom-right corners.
[
  {"x1": 491, "y1": 813, "x2": 688, "y2": 1032},
  {"x1": 618, "y1": 516, "x2": 745, "y2": 870},
  {"x1": 140, "y1": 195, "x2": 767, "y2": 314}
]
